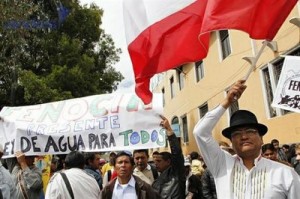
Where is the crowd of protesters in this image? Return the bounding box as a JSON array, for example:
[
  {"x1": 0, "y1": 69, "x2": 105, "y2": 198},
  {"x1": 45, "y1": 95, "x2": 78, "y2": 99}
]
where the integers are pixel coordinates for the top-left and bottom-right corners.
[{"x1": 1, "y1": 81, "x2": 300, "y2": 199}]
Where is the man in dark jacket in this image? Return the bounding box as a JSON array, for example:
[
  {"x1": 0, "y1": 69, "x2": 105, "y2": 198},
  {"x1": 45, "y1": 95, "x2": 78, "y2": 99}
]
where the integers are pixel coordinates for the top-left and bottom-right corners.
[
  {"x1": 101, "y1": 151, "x2": 160, "y2": 199},
  {"x1": 201, "y1": 169, "x2": 217, "y2": 199},
  {"x1": 133, "y1": 149, "x2": 158, "y2": 185},
  {"x1": 84, "y1": 152, "x2": 103, "y2": 189},
  {"x1": 184, "y1": 158, "x2": 203, "y2": 199},
  {"x1": 152, "y1": 115, "x2": 186, "y2": 199}
]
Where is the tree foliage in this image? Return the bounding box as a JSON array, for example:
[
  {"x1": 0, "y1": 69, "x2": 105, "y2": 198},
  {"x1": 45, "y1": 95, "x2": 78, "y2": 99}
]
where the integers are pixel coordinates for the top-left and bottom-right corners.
[{"x1": 0, "y1": 0, "x2": 123, "y2": 108}]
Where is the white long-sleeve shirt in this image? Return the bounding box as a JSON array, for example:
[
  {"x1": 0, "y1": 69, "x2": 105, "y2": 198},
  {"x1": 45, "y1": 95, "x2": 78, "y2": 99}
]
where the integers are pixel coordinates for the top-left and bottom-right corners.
[
  {"x1": 193, "y1": 105, "x2": 300, "y2": 199},
  {"x1": 45, "y1": 168, "x2": 100, "y2": 199}
]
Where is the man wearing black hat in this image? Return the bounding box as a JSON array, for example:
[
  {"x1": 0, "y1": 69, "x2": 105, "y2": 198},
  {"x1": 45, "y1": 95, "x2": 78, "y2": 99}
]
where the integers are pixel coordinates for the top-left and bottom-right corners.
[{"x1": 193, "y1": 80, "x2": 300, "y2": 199}]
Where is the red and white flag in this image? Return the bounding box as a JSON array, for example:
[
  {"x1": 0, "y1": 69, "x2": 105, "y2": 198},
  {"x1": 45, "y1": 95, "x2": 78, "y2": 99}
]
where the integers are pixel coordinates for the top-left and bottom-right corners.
[
  {"x1": 123, "y1": 0, "x2": 210, "y2": 104},
  {"x1": 200, "y1": 0, "x2": 298, "y2": 40}
]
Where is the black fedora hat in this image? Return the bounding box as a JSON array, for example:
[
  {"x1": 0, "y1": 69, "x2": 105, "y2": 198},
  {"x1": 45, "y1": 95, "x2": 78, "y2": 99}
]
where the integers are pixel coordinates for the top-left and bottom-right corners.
[{"x1": 222, "y1": 110, "x2": 268, "y2": 139}]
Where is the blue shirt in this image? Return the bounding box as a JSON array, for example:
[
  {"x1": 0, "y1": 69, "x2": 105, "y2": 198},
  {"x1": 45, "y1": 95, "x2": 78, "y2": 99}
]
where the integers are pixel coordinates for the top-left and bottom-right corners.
[
  {"x1": 84, "y1": 166, "x2": 103, "y2": 189},
  {"x1": 112, "y1": 176, "x2": 137, "y2": 199}
]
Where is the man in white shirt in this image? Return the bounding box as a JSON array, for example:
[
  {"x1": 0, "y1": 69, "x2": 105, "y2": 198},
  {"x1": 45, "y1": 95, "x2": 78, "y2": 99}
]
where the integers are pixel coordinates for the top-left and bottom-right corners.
[
  {"x1": 101, "y1": 151, "x2": 159, "y2": 199},
  {"x1": 45, "y1": 151, "x2": 100, "y2": 199},
  {"x1": 193, "y1": 79, "x2": 300, "y2": 199},
  {"x1": 133, "y1": 149, "x2": 158, "y2": 185}
]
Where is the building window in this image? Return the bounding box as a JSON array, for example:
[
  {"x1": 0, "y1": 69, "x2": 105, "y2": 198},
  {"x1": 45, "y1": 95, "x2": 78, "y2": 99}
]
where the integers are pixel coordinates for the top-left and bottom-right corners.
[
  {"x1": 177, "y1": 66, "x2": 185, "y2": 90},
  {"x1": 198, "y1": 103, "x2": 208, "y2": 118},
  {"x1": 219, "y1": 30, "x2": 231, "y2": 60},
  {"x1": 170, "y1": 76, "x2": 175, "y2": 99},
  {"x1": 169, "y1": 117, "x2": 180, "y2": 147},
  {"x1": 162, "y1": 88, "x2": 165, "y2": 107},
  {"x1": 261, "y1": 46, "x2": 300, "y2": 117},
  {"x1": 182, "y1": 115, "x2": 189, "y2": 143},
  {"x1": 225, "y1": 89, "x2": 239, "y2": 116},
  {"x1": 262, "y1": 66, "x2": 277, "y2": 117},
  {"x1": 195, "y1": 60, "x2": 204, "y2": 82},
  {"x1": 229, "y1": 100, "x2": 239, "y2": 116},
  {"x1": 262, "y1": 59, "x2": 290, "y2": 117}
]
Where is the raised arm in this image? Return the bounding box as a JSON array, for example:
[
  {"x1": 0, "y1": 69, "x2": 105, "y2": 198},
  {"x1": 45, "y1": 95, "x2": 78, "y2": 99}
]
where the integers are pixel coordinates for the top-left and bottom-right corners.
[
  {"x1": 160, "y1": 115, "x2": 184, "y2": 175},
  {"x1": 15, "y1": 151, "x2": 43, "y2": 190},
  {"x1": 193, "y1": 80, "x2": 246, "y2": 176}
]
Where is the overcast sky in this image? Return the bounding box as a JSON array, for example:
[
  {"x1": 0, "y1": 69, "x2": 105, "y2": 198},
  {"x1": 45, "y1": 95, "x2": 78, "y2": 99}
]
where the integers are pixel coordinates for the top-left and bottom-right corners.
[{"x1": 79, "y1": 0, "x2": 134, "y2": 93}]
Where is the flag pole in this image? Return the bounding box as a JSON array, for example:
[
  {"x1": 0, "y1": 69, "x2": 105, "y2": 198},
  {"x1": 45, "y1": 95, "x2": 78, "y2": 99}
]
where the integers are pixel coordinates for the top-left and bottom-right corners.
[
  {"x1": 243, "y1": 40, "x2": 268, "y2": 80},
  {"x1": 234, "y1": 41, "x2": 268, "y2": 100}
]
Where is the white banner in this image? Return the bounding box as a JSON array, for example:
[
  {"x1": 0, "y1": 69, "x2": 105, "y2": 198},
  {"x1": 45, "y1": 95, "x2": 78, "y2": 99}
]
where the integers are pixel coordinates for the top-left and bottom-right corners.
[
  {"x1": 272, "y1": 56, "x2": 300, "y2": 113},
  {"x1": 0, "y1": 93, "x2": 165, "y2": 158}
]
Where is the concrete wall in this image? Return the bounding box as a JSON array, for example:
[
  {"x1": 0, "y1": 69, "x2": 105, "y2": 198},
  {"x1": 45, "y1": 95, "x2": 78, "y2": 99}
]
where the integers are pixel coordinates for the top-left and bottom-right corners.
[{"x1": 152, "y1": 6, "x2": 300, "y2": 156}]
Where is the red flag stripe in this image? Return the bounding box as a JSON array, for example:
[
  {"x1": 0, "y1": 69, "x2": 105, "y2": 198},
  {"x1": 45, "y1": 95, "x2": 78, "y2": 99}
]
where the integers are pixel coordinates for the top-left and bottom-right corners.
[
  {"x1": 201, "y1": 0, "x2": 298, "y2": 40},
  {"x1": 126, "y1": 0, "x2": 210, "y2": 104}
]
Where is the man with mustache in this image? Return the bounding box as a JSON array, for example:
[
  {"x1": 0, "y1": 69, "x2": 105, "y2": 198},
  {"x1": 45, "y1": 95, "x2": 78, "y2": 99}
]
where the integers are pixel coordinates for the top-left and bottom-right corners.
[
  {"x1": 101, "y1": 151, "x2": 160, "y2": 199},
  {"x1": 193, "y1": 80, "x2": 300, "y2": 199},
  {"x1": 133, "y1": 149, "x2": 158, "y2": 185}
]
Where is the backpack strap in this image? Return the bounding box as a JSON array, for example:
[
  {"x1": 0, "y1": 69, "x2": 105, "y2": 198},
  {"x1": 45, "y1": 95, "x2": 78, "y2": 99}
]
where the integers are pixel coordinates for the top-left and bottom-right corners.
[
  {"x1": 17, "y1": 170, "x2": 29, "y2": 199},
  {"x1": 107, "y1": 169, "x2": 111, "y2": 181},
  {"x1": 60, "y1": 172, "x2": 74, "y2": 199}
]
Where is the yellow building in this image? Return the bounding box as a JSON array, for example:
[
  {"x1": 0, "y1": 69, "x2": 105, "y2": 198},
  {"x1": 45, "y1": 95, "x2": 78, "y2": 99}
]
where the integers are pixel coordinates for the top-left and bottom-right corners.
[{"x1": 151, "y1": 5, "x2": 300, "y2": 156}]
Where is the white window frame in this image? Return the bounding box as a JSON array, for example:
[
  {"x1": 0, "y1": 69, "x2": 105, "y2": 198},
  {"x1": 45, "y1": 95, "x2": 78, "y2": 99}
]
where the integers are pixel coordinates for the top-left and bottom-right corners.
[
  {"x1": 181, "y1": 115, "x2": 189, "y2": 144},
  {"x1": 217, "y1": 30, "x2": 232, "y2": 61},
  {"x1": 170, "y1": 76, "x2": 175, "y2": 99},
  {"x1": 195, "y1": 60, "x2": 205, "y2": 83},
  {"x1": 224, "y1": 86, "x2": 239, "y2": 124},
  {"x1": 260, "y1": 61, "x2": 285, "y2": 118},
  {"x1": 260, "y1": 45, "x2": 300, "y2": 118},
  {"x1": 198, "y1": 103, "x2": 208, "y2": 119},
  {"x1": 177, "y1": 66, "x2": 185, "y2": 91}
]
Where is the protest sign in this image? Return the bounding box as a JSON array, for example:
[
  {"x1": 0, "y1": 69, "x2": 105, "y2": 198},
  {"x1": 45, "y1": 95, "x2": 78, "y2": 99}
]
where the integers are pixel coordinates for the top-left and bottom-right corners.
[
  {"x1": 272, "y1": 56, "x2": 300, "y2": 113},
  {"x1": 0, "y1": 93, "x2": 164, "y2": 158},
  {"x1": 35, "y1": 155, "x2": 51, "y2": 194}
]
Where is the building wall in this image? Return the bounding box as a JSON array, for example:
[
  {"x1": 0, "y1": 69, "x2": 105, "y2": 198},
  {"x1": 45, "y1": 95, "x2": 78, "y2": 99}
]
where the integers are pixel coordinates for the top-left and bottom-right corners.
[{"x1": 152, "y1": 6, "x2": 300, "y2": 156}]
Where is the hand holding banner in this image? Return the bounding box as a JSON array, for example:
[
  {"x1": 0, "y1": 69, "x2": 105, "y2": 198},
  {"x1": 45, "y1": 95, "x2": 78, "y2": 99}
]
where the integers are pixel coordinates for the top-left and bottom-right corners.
[{"x1": 0, "y1": 93, "x2": 165, "y2": 158}]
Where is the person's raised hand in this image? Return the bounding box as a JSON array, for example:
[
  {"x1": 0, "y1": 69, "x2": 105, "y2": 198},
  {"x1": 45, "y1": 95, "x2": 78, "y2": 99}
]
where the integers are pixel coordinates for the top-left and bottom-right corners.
[
  {"x1": 159, "y1": 115, "x2": 173, "y2": 136},
  {"x1": 222, "y1": 80, "x2": 247, "y2": 108}
]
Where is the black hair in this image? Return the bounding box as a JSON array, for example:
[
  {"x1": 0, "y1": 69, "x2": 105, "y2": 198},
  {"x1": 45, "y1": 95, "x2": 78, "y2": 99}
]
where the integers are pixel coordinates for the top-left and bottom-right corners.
[
  {"x1": 133, "y1": 149, "x2": 149, "y2": 157},
  {"x1": 109, "y1": 152, "x2": 117, "y2": 157},
  {"x1": 262, "y1": 143, "x2": 275, "y2": 154},
  {"x1": 190, "y1": 151, "x2": 199, "y2": 160},
  {"x1": 159, "y1": 152, "x2": 172, "y2": 161},
  {"x1": 152, "y1": 151, "x2": 159, "y2": 155},
  {"x1": 282, "y1": 144, "x2": 290, "y2": 149},
  {"x1": 271, "y1": 139, "x2": 279, "y2": 144},
  {"x1": 114, "y1": 151, "x2": 134, "y2": 166},
  {"x1": 65, "y1": 151, "x2": 85, "y2": 169},
  {"x1": 84, "y1": 152, "x2": 97, "y2": 165},
  {"x1": 56, "y1": 154, "x2": 67, "y2": 171}
]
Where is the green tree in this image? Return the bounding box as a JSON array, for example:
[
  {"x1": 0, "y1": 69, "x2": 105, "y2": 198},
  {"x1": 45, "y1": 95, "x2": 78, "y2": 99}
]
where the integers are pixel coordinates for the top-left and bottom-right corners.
[{"x1": 0, "y1": 0, "x2": 123, "y2": 108}]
